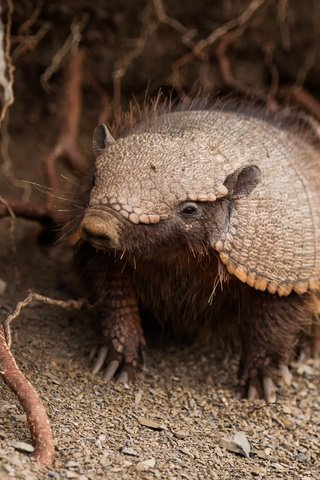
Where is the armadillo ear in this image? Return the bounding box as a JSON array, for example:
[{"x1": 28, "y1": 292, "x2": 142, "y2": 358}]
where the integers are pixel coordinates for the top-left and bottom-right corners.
[
  {"x1": 223, "y1": 165, "x2": 261, "y2": 200},
  {"x1": 92, "y1": 124, "x2": 115, "y2": 157}
]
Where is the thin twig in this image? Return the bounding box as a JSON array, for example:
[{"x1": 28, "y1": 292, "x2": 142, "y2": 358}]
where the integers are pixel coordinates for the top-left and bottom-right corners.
[
  {"x1": 171, "y1": 0, "x2": 267, "y2": 94},
  {"x1": 40, "y1": 17, "x2": 87, "y2": 90},
  {"x1": 3, "y1": 292, "x2": 86, "y2": 348},
  {"x1": 112, "y1": 5, "x2": 157, "y2": 114},
  {"x1": 152, "y1": 0, "x2": 197, "y2": 47}
]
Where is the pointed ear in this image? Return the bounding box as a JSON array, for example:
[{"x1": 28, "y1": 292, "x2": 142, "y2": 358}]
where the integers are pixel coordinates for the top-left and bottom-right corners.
[
  {"x1": 92, "y1": 124, "x2": 115, "y2": 157},
  {"x1": 223, "y1": 165, "x2": 261, "y2": 200}
]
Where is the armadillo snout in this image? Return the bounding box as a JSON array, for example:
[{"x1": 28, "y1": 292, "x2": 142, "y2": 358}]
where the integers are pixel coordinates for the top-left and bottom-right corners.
[{"x1": 80, "y1": 214, "x2": 120, "y2": 250}]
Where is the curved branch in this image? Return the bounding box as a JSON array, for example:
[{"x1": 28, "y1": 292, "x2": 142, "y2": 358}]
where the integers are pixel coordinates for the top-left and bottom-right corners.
[{"x1": 0, "y1": 325, "x2": 54, "y2": 467}]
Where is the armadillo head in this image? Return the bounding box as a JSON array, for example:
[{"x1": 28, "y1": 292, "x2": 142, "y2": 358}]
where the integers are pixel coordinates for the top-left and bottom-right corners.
[{"x1": 80, "y1": 122, "x2": 261, "y2": 260}]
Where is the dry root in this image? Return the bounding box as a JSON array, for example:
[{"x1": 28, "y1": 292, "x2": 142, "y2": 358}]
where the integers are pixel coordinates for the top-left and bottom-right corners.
[
  {"x1": 0, "y1": 292, "x2": 86, "y2": 467},
  {"x1": 0, "y1": 324, "x2": 54, "y2": 467},
  {"x1": 46, "y1": 48, "x2": 88, "y2": 208},
  {"x1": 0, "y1": 48, "x2": 88, "y2": 233}
]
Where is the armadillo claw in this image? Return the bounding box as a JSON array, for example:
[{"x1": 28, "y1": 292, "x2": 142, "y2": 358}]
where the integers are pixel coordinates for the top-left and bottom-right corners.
[
  {"x1": 90, "y1": 323, "x2": 145, "y2": 382},
  {"x1": 247, "y1": 384, "x2": 259, "y2": 400},
  {"x1": 117, "y1": 369, "x2": 129, "y2": 384},
  {"x1": 239, "y1": 362, "x2": 292, "y2": 402},
  {"x1": 262, "y1": 376, "x2": 277, "y2": 403},
  {"x1": 278, "y1": 364, "x2": 293, "y2": 386},
  {"x1": 91, "y1": 345, "x2": 108, "y2": 375},
  {"x1": 103, "y1": 359, "x2": 121, "y2": 382},
  {"x1": 90, "y1": 346, "x2": 141, "y2": 382}
]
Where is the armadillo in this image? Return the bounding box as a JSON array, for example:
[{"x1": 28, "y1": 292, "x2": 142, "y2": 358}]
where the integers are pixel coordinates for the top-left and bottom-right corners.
[{"x1": 74, "y1": 105, "x2": 320, "y2": 401}]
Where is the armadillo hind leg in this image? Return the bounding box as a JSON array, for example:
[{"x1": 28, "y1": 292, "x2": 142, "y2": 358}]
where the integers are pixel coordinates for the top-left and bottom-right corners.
[
  {"x1": 238, "y1": 289, "x2": 313, "y2": 402},
  {"x1": 297, "y1": 317, "x2": 320, "y2": 361}
]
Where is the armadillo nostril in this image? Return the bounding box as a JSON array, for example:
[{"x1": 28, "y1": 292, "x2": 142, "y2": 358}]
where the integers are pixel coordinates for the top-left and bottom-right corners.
[
  {"x1": 82, "y1": 225, "x2": 110, "y2": 242},
  {"x1": 80, "y1": 214, "x2": 119, "y2": 249}
]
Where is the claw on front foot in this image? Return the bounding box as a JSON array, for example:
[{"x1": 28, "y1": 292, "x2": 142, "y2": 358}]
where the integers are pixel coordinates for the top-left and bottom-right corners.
[{"x1": 90, "y1": 335, "x2": 145, "y2": 383}]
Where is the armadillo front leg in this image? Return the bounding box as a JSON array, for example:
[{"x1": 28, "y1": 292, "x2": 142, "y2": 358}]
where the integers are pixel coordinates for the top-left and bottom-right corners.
[
  {"x1": 74, "y1": 242, "x2": 145, "y2": 382},
  {"x1": 238, "y1": 290, "x2": 312, "y2": 402},
  {"x1": 91, "y1": 270, "x2": 146, "y2": 382}
]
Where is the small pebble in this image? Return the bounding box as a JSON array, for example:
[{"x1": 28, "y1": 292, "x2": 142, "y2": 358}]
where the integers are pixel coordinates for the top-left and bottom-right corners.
[
  {"x1": 139, "y1": 417, "x2": 166, "y2": 430},
  {"x1": 173, "y1": 430, "x2": 188, "y2": 439},
  {"x1": 136, "y1": 458, "x2": 156, "y2": 471},
  {"x1": 12, "y1": 414, "x2": 27, "y2": 422},
  {"x1": 122, "y1": 447, "x2": 139, "y2": 457},
  {"x1": 65, "y1": 470, "x2": 80, "y2": 479},
  {"x1": 10, "y1": 441, "x2": 34, "y2": 453},
  {"x1": 65, "y1": 460, "x2": 79, "y2": 468}
]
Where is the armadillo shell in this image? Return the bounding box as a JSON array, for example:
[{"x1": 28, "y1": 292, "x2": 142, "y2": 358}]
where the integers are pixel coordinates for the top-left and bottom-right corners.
[
  {"x1": 210, "y1": 113, "x2": 320, "y2": 296},
  {"x1": 150, "y1": 109, "x2": 320, "y2": 296}
]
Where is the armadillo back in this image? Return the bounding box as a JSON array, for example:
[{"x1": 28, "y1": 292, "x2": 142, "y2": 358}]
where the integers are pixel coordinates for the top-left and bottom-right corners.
[{"x1": 143, "y1": 109, "x2": 320, "y2": 295}]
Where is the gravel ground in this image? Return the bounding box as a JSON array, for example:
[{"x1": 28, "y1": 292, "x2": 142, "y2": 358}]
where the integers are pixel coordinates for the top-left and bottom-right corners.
[{"x1": 0, "y1": 220, "x2": 319, "y2": 480}]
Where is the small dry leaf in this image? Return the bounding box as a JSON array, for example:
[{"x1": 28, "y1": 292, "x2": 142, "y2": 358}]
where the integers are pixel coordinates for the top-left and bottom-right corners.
[
  {"x1": 221, "y1": 431, "x2": 251, "y2": 458},
  {"x1": 136, "y1": 458, "x2": 156, "y2": 471},
  {"x1": 139, "y1": 417, "x2": 166, "y2": 430}
]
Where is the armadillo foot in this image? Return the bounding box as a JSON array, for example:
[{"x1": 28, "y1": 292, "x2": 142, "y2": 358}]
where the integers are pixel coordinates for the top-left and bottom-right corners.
[
  {"x1": 239, "y1": 361, "x2": 292, "y2": 402},
  {"x1": 91, "y1": 345, "x2": 142, "y2": 383},
  {"x1": 297, "y1": 326, "x2": 320, "y2": 361},
  {"x1": 90, "y1": 315, "x2": 146, "y2": 382}
]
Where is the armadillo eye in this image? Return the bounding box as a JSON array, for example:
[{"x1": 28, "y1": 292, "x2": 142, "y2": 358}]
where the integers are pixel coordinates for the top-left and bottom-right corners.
[{"x1": 180, "y1": 202, "x2": 199, "y2": 217}]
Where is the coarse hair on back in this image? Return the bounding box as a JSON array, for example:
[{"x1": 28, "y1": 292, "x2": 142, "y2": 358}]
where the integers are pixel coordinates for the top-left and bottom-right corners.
[{"x1": 109, "y1": 90, "x2": 320, "y2": 149}]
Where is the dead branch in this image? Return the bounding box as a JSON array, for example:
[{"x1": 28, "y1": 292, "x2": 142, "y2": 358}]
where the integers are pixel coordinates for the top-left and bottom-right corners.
[
  {"x1": 46, "y1": 48, "x2": 88, "y2": 207},
  {"x1": 215, "y1": 34, "x2": 258, "y2": 96},
  {"x1": 0, "y1": 324, "x2": 54, "y2": 467},
  {"x1": 0, "y1": 198, "x2": 53, "y2": 223},
  {"x1": 152, "y1": 0, "x2": 197, "y2": 48},
  {"x1": 1, "y1": 49, "x2": 87, "y2": 237},
  {"x1": 171, "y1": 0, "x2": 267, "y2": 95},
  {"x1": 85, "y1": 74, "x2": 113, "y2": 125},
  {"x1": 0, "y1": 0, "x2": 14, "y2": 124},
  {"x1": 112, "y1": 5, "x2": 157, "y2": 114},
  {"x1": 215, "y1": 33, "x2": 280, "y2": 111},
  {"x1": 0, "y1": 293, "x2": 86, "y2": 466},
  {"x1": 40, "y1": 17, "x2": 87, "y2": 89},
  {"x1": 280, "y1": 86, "x2": 320, "y2": 122}
]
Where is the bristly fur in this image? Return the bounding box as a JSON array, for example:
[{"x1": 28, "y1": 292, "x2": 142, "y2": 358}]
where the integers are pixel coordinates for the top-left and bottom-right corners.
[{"x1": 109, "y1": 91, "x2": 320, "y2": 148}]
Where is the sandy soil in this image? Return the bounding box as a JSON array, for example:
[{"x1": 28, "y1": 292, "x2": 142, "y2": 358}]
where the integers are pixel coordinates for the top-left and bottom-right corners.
[{"x1": 0, "y1": 218, "x2": 319, "y2": 480}]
